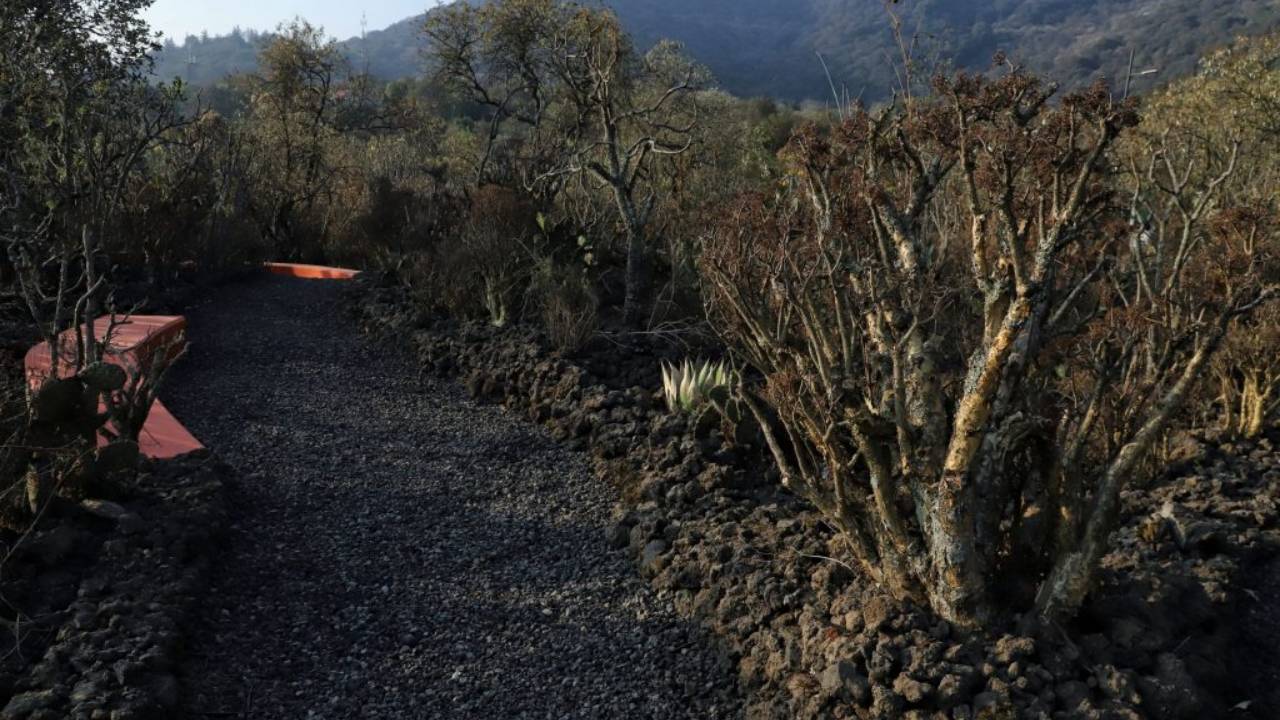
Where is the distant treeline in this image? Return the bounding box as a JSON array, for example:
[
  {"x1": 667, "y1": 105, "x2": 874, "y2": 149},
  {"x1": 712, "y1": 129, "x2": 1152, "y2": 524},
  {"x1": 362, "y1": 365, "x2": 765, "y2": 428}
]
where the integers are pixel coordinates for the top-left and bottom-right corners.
[{"x1": 153, "y1": 0, "x2": 1280, "y2": 102}]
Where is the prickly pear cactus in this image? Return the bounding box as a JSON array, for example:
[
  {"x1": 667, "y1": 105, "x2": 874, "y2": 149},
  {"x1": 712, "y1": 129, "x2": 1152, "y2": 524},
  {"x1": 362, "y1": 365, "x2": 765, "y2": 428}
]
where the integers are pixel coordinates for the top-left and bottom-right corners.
[
  {"x1": 24, "y1": 371, "x2": 137, "y2": 512},
  {"x1": 29, "y1": 377, "x2": 87, "y2": 424},
  {"x1": 78, "y1": 361, "x2": 127, "y2": 392},
  {"x1": 710, "y1": 390, "x2": 762, "y2": 449}
]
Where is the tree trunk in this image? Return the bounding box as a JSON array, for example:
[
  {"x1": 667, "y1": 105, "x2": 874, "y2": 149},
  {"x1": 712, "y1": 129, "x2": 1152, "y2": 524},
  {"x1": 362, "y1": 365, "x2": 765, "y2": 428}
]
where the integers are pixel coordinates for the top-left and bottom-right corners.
[
  {"x1": 622, "y1": 226, "x2": 651, "y2": 327},
  {"x1": 920, "y1": 297, "x2": 1037, "y2": 626},
  {"x1": 1036, "y1": 325, "x2": 1225, "y2": 618},
  {"x1": 611, "y1": 181, "x2": 651, "y2": 327}
]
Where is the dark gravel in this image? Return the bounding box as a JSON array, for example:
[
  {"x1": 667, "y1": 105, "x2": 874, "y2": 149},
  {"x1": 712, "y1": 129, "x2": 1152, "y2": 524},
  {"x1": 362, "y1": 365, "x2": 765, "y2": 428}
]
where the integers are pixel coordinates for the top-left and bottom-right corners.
[
  {"x1": 1233, "y1": 557, "x2": 1280, "y2": 716},
  {"x1": 165, "y1": 274, "x2": 741, "y2": 719}
]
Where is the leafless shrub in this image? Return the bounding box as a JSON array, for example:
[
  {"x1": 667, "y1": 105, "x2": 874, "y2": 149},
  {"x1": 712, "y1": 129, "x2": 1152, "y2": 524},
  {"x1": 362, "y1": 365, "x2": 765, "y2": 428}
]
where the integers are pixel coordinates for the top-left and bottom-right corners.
[
  {"x1": 531, "y1": 262, "x2": 599, "y2": 354},
  {"x1": 409, "y1": 186, "x2": 538, "y2": 326},
  {"x1": 700, "y1": 68, "x2": 1277, "y2": 625},
  {"x1": 101, "y1": 330, "x2": 187, "y2": 444},
  {"x1": 0, "y1": 370, "x2": 31, "y2": 530},
  {"x1": 1205, "y1": 209, "x2": 1280, "y2": 438}
]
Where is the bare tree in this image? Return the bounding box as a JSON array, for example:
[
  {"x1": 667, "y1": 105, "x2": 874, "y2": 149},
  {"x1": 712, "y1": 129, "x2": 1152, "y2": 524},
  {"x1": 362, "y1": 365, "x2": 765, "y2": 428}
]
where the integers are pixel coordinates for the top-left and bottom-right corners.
[
  {"x1": 543, "y1": 26, "x2": 702, "y2": 325},
  {"x1": 243, "y1": 20, "x2": 345, "y2": 260},
  {"x1": 426, "y1": 0, "x2": 704, "y2": 325},
  {"x1": 425, "y1": 0, "x2": 560, "y2": 187}
]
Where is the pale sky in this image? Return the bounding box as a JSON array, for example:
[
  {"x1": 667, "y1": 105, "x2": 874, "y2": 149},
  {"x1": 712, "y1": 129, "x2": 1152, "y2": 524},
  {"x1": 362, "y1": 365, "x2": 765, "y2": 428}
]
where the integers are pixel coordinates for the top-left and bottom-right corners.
[{"x1": 143, "y1": 0, "x2": 443, "y2": 43}]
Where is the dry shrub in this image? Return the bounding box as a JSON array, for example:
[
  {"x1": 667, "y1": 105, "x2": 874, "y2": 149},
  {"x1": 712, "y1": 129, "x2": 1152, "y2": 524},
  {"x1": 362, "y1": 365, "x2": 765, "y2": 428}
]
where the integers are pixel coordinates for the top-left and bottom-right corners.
[
  {"x1": 532, "y1": 262, "x2": 599, "y2": 354},
  {"x1": 1206, "y1": 207, "x2": 1280, "y2": 438},
  {"x1": 0, "y1": 370, "x2": 30, "y2": 530},
  {"x1": 700, "y1": 69, "x2": 1275, "y2": 625},
  {"x1": 407, "y1": 185, "x2": 537, "y2": 324},
  {"x1": 408, "y1": 246, "x2": 474, "y2": 319},
  {"x1": 1212, "y1": 305, "x2": 1280, "y2": 438},
  {"x1": 335, "y1": 162, "x2": 464, "y2": 266},
  {"x1": 114, "y1": 113, "x2": 266, "y2": 283},
  {"x1": 462, "y1": 186, "x2": 537, "y2": 326},
  {"x1": 1125, "y1": 35, "x2": 1280, "y2": 441}
]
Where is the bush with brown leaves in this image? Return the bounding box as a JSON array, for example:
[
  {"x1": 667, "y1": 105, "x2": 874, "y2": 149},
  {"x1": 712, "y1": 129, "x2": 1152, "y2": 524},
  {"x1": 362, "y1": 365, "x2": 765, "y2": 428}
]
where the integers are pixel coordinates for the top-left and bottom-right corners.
[{"x1": 700, "y1": 68, "x2": 1277, "y2": 626}]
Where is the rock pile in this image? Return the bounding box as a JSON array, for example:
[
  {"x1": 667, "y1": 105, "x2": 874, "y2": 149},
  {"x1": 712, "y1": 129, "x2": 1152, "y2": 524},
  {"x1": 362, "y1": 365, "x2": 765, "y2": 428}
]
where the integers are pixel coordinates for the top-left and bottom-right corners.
[{"x1": 1, "y1": 454, "x2": 228, "y2": 720}]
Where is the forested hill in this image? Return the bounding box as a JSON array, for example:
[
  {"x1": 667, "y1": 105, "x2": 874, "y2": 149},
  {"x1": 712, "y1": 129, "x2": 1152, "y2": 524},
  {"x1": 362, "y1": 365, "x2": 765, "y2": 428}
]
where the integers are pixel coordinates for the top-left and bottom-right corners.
[{"x1": 152, "y1": 0, "x2": 1280, "y2": 101}]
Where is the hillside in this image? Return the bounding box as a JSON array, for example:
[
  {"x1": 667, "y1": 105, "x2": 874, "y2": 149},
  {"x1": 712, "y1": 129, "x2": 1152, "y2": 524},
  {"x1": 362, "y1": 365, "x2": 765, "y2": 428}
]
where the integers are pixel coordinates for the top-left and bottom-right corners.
[{"x1": 152, "y1": 0, "x2": 1280, "y2": 101}]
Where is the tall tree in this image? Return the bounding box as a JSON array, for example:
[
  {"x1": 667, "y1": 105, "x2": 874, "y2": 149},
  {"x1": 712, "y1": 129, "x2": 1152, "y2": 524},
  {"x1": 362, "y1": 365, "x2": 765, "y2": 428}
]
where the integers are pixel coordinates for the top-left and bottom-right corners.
[
  {"x1": 426, "y1": 0, "x2": 704, "y2": 325},
  {"x1": 243, "y1": 20, "x2": 345, "y2": 261},
  {"x1": 1, "y1": 0, "x2": 180, "y2": 368},
  {"x1": 0, "y1": 0, "x2": 185, "y2": 519}
]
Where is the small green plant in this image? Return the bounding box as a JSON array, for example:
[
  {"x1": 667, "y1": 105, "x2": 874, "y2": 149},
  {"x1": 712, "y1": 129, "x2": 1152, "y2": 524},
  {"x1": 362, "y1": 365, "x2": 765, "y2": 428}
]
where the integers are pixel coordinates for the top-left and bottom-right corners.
[{"x1": 661, "y1": 359, "x2": 734, "y2": 413}]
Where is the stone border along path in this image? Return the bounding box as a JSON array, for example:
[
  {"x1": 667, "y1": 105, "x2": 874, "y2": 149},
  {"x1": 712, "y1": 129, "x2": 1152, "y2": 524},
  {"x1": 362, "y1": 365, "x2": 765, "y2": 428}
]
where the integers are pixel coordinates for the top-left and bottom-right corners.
[{"x1": 164, "y1": 273, "x2": 743, "y2": 719}]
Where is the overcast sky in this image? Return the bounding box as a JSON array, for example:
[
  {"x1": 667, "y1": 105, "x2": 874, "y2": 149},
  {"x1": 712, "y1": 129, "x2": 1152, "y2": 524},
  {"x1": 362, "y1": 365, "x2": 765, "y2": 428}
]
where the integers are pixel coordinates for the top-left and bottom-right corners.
[{"x1": 143, "y1": 0, "x2": 442, "y2": 42}]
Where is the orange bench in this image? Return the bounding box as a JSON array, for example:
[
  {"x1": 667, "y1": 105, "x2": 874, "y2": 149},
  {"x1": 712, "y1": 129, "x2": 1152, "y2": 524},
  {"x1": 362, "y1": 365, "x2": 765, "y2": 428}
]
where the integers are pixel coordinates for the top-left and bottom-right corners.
[
  {"x1": 264, "y1": 262, "x2": 361, "y2": 280},
  {"x1": 24, "y1": 315, "x2": 203, "y2": 459}
]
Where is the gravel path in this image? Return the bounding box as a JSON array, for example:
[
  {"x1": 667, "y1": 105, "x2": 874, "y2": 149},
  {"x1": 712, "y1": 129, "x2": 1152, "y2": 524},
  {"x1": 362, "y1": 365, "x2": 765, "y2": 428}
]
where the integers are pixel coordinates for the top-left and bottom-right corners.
[
  {"x1": 1234, "y1": 557, "x2": 1280, "y2": 717},
  {"x1": 165, "y1": 275, "x2": 741, "y2": 719}
]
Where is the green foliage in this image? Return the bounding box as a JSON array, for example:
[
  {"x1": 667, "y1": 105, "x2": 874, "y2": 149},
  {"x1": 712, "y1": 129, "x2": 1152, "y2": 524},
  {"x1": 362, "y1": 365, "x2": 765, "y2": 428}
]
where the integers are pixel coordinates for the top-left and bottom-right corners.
[
  {"x1": 427, "y1": 0, "x2": 709, "y2": 326},
  {"x1": 26, "y1": 369, "x2": 132, "y2": 509},
  {"x1": 239, "y1": 20, "x2": 345, "y2": 260},
  {"x1": 1, "y1": 2, "x2": 218, "y2": 524},
  {"x1": 1, "y1": 0, "x2": 183, "y2": 364}
]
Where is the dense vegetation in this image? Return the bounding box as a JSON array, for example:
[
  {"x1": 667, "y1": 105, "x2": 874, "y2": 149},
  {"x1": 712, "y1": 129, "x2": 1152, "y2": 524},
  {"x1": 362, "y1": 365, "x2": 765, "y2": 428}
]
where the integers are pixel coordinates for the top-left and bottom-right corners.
[
  {"x1": 153, "y1": 0, "x2": 1280, "y2": 102},
  {"x1": 4, "y1": 0, "x2": 1279, "y2": 648}
]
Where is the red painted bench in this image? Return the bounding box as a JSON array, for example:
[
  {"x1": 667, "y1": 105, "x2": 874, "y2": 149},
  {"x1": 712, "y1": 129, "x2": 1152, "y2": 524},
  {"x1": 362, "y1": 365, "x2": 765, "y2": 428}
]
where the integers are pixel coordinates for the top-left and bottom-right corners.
[
  {"x1": 265, "y1": 262, "x2": 361, "y2": 280},
  {"x1": 24, "y1": 315, "x2": 203, "y2": 459},
  {"x1": 23, "y1": 264, "x2": 359, "y2": 459}
]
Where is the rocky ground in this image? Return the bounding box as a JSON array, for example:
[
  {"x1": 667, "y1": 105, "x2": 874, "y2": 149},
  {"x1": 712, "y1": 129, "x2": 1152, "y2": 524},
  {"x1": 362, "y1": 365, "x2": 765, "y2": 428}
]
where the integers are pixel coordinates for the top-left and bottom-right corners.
[
  {"x1": 0, "y1": 265, "x2": 256, "y2": 720},
  {"x1": 356, "y1": 274, "x2": 1280, "y2": 720},
  {"x1": 0, "y1": 455, "x2": 228, "y2": 720},
  {"x1": 165, "y1": 274, "x2": 742, "y2": 719},
  {"x1": 3, "y1": 265, "x2": 1273, "y2": 719}
]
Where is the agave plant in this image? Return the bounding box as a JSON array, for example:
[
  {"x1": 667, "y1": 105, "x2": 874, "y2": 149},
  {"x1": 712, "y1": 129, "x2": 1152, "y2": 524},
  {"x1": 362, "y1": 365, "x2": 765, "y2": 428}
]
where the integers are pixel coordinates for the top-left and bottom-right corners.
[{"x1": 661, "y1": 359, "x2": 734, "y2": 413}]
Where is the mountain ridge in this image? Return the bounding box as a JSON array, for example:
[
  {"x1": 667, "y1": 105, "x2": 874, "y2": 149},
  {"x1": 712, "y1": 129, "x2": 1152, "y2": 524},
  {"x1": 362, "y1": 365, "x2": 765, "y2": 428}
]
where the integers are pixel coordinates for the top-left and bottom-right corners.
[{"x1": 152, "y1": 0, "x2": 1280, "y2": 101}]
